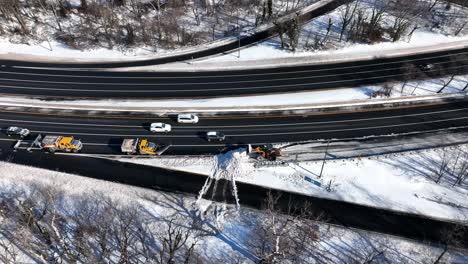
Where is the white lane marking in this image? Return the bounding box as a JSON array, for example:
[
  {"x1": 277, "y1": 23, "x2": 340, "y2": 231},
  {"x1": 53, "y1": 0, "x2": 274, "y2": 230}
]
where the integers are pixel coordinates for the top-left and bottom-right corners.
[
  {"x1": 1, "y1": 61, "x2": 467, "y2": 86},
  {"x1": 7, "y1": 50, "x2": 468, "y2": 79},
  {"x1": 5, "y1": 126, "x2": 467, "y2": 148},
  {"x1": 22, "y1": 116, "x2": 468, "y2": 137},
  {"x1": 0, "y1": 107, "x2": 466, "y2": 129},
  {"x1": 0, "y1": 65, "x2": 465, "y2": 92},
  {"x1": 231, "y1": 116, "x2": 468, "y2": 137},
  {"x1": 81, "y1": 143, "x2": 227, "y2": 147},
  {"x1": 0, "y1": 138, "x2": 17, "y2": 142},
  {"x1": 0, "y1": 118, "x2": 144, "y2": 128}
]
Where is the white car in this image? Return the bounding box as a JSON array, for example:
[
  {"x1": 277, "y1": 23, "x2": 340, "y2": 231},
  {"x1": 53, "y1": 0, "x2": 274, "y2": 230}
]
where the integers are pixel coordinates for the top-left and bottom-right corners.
[
  {"x1": 177, "y1": 114, "x2": 199, "y2": 124},
  {"x1": 150, "y1": 123, "x2": 172, "y2": 133}
]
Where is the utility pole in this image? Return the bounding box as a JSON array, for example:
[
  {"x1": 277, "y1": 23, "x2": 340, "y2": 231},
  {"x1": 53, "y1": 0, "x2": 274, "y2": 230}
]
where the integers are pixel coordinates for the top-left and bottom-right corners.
[
  {"x1": 237, "y1": 9, "x2": 241, "y2": 58},
  {"x1": 238, "y1": 28, "x2": 241, "y2": 58},
  {"x1": 319, "y1": 140, "x2": 330, "y2": 178}
]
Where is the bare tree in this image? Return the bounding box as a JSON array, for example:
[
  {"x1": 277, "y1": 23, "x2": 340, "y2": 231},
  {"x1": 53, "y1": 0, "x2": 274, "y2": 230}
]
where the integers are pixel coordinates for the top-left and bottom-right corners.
[
  {"x1": 80, "y1": 0, "x2": 88, "y2": 12},
  {"x1": 339, "y1": 1, "x2": 359, "y2": 41},
  {"x1": 0, "y1": 0, "x2": 30, "y2": 35},
  {"x1": 428, "y1": 0, "x2": 443, "y2": 11},
  {"x1": 372, "y1": 83, "x2": 393, "y2": 98},
  {"x1": 453, "y1": 150, "x2": 468, "y2": 186},
  {"x1": 251, "y1": 191, "x2": 322, "y2": 263},
  {"x1": 435, "y1": 149, "x2": 451, "y2": 184},
  {"x1": 388, "y1": 0, "x2": 425, "y2": 42},
  {"x1": 158, "y1": 218, "x2": 199, "y2": 264}
]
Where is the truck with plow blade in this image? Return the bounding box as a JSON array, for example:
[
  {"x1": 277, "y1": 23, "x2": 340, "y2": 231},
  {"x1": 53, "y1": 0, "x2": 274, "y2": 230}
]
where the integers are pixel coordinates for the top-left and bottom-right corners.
[
  {"x1": 41, "y1": 135, "x2": 83, "y2": 153},
  {"x1": 121, "y1": 138, "x2": 170, "y2": 155}
]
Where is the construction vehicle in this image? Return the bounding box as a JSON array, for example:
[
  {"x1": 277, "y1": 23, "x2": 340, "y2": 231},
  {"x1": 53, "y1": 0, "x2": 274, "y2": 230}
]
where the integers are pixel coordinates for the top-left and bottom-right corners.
[
  {"x1": 41, "y1": 135, "x2": 83, "y2": 153},
  {"x1": 121, "y1": 138, "x2": 160, "y2": 155},
  {"x1": 249, "y1": 144, "x2": 282, "y2": 161}
]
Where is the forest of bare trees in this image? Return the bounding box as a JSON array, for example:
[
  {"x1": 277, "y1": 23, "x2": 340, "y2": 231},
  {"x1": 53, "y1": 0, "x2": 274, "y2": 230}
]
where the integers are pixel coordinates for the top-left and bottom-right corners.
[
  {"x1": 0, "y1": 180, "x2": 465, "y2": 263},
  {"x1": 0, "y1": 182, "x2": 334, "y2": 263},
  {"x1": 0, "y1": 0, "x2": 466, "y2": 53},
  {"x1": 301, "y1": 0, "x2": 468, "y2": 51},
  {"x1": 0, "y1": 0, "x2": 316, "y2": 51}
]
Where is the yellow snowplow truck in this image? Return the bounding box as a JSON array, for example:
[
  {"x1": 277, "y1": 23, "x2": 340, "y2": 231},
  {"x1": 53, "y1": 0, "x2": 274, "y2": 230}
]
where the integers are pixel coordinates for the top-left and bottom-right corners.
[
  {"x1": 121, "y1": 138, "x2": 159, "y2": 155},
  {"x1": 41, "y1": 135, "x2": 83, "y2": 153}
]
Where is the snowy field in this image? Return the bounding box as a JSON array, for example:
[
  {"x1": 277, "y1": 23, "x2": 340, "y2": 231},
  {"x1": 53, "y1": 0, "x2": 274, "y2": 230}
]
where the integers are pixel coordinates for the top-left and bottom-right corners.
[
  {"x1": 0, "y1": 161, "x2": 466, "y2": 263},
  {"x1": 119, "y1": 142, "x2": 468, "y2": 223}
]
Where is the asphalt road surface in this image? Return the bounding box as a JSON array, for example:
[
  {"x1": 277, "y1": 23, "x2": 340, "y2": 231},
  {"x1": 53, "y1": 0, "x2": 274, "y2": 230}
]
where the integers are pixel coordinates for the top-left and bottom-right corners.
[
  {"x1": 0, "y1": 100, "x2": 467, "y2": 155},
  {"x1": 0, "y1": 47, "x2": 467, "y2": 98}
]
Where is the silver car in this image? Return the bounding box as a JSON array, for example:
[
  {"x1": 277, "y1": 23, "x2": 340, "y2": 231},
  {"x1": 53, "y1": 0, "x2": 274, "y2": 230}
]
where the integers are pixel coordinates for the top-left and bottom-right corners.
[{"x1": 177, "y1": 114, "x2": 199, "y2": 124}]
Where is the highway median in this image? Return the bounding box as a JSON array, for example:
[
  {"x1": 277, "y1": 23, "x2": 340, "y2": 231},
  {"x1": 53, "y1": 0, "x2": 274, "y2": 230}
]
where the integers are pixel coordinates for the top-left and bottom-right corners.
[{"x1": 0, "y1": 91, "x2": 465, "y2": 117}]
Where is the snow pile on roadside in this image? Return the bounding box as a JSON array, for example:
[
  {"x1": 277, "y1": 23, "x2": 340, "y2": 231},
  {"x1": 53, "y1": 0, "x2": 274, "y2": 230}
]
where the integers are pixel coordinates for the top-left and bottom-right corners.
[
  {"x1": 197, "y1": 148, "x2": 254, "y2": 208},
  {"x1": 209, "y1": 148, "x2": 253, "y2": 181}
]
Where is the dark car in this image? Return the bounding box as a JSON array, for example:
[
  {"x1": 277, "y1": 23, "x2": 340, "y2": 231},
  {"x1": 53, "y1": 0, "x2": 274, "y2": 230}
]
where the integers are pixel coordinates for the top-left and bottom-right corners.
[
  {"x1": 418, "y1": 63, "x2": 434, "y2": 72},
  {"x1": 5, "y1": 127, "x2": 30, "y2": 138},
  {"x1": 206, "y1": 131, "x2": 225, "y2": 142}
]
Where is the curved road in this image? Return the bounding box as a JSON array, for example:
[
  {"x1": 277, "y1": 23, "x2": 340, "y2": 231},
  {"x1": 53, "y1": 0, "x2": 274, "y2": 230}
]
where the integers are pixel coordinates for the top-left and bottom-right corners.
[
  {"x1": 0, "y1": 47, "x2": 467, "y2": 98},
  {"x1": 0, "y1": 100, "x2": 467, "y2": 155}
]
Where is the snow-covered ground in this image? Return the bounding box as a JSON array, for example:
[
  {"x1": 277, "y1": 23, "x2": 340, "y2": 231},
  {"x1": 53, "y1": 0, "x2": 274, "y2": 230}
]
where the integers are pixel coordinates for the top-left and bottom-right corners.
[
  {"x1": 0, "y1": 0, "x2": 317, "y2": 61},
  {"x1": 119, "y1": 141, "x2": 468, "y2": 223},
  {"x1": 201, "y1": 0, "x2": 468, "y2": 62},
  {"x1": 0, "y1": 38, "x2": 161, "y2": 60},
  {"x1": 0, "y1": 161, "x2": 466, "y2": 263},
  {"x1": 201, "y1": 33, "x2": 468, "y2": 62}
]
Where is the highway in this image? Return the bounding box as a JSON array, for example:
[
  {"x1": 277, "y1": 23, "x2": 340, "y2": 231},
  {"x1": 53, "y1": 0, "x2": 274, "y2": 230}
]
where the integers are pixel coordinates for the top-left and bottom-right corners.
[
  {"x1": 0, "y1": 47, "x2": 467, "y2": 98},
  {"x1": 0, "y1": 100, "x2": 467, "y2": 155},
  {"x1": 1, "y1": 102, "x2": 467, "y2": 251}
]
